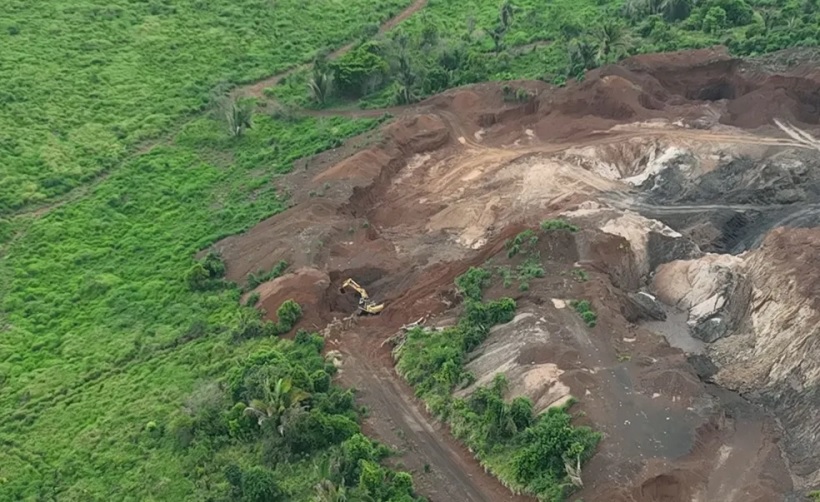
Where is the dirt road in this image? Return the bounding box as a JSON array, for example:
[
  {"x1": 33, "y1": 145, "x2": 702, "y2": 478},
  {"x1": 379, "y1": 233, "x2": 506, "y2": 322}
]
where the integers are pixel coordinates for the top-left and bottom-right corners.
[{"x1": 337, "y1": 330, "x2": 531, "y2": 502}]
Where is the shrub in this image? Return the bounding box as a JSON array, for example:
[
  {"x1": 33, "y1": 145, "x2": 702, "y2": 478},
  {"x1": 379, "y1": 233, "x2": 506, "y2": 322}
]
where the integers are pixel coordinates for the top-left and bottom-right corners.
[
  {"x1": 540, "y1": 219, "x2": 579, "y2": 232},
  {"x1": 240, "y1": 466, "x2": 283, "y2": 502},
  {"x1": 510, "y1": 405, "x2": 600, "y2": 500},
  {"x1": 186, "y1": 250, "x2": 227, "y2": 291},
  {"x1": 245, "y1": 292, "x2": 261, "y2": 306},
  {"x1": 246, "y1": 260, "x2": 289, "y2": 290},
  {"x1": 329, "y1": 42, "x2": 389, "y2": 97},
  {"x1": 455, "y1": 267, "x2": 492, "y2": 301},
  {"x1": 506, "y1": 229, "x2": 538, "y2": 258},
  {"x1": 571, "y1": 300, "x2": 598, "y2": 327},
  {"x1": 275, "y1": 299, "x2": 302, "y2": 333}
]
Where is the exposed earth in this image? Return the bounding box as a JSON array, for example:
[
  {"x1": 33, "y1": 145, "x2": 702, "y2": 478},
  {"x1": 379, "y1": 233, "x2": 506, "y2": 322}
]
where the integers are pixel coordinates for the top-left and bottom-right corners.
[{"x1": 214, "y1": 47, "x2": 820, "y2": 501}]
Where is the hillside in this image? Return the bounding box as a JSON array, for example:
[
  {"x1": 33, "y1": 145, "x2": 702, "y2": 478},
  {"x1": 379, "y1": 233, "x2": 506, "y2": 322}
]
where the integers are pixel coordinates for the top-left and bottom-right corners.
[{"x1": 2, "y1": 0, "x2": 820, "y2": 501}]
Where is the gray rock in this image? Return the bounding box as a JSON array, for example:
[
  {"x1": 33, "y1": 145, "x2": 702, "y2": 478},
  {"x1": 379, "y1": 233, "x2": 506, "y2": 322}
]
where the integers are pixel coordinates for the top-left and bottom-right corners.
[{"x1": 627, "y1": 291, "x2": 667, "y2": 321}]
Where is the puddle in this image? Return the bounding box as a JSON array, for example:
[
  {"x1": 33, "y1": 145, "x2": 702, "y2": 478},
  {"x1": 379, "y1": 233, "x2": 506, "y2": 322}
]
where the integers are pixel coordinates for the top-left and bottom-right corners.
[{"x1": 644, "y1": 306, "x2": 705, "y2": 355}]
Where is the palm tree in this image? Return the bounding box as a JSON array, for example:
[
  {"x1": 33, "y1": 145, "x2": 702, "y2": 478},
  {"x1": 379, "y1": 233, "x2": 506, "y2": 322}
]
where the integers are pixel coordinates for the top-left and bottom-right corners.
[
  {"x1": 243, "y1": 377, "x2": 308, "y2": 435},
  {"x1": 220, "y1": 97, "x2": 253, "y2": 137},
  {"x1": 592, "y1": 20, "x2": 631, "y2": 64},
  {"x1": 308, "y1": 69, "x2": 334, "y2": 105},
  {"x1": 567, "y1": 39, "x2": 598, "y2": 76},
  {"x1": 313, "y1": 456, "x2": 348, "y2": 502},
  {"x1": 499, "y1": 1, "x2": 515, "y2": 31}
]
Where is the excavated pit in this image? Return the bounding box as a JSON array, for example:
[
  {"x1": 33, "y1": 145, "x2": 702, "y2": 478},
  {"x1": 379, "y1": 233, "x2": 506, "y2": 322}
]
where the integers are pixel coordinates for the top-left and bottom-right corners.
[{"x1": 214, "y1": 46, "x2": 820, "y2": 501}]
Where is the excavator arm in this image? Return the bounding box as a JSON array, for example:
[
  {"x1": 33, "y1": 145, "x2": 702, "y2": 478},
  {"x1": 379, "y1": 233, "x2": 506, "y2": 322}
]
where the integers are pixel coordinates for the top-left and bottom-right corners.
[
  {"x1": 340, "y1": 278, "x2": 369, "y2": 300},
  {"x1": 339, "y1": 278, "x2": 384, "y2": 315}
]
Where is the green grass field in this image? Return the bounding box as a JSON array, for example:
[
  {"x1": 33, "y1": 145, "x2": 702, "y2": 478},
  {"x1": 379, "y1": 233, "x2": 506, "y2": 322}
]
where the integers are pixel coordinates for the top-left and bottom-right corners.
[
  {"x1": 0, "y1": 0, "x2": 408, "y2": 215},
  {"x1": 0, "y1": 0, "x2": 408, "y2": 499}
]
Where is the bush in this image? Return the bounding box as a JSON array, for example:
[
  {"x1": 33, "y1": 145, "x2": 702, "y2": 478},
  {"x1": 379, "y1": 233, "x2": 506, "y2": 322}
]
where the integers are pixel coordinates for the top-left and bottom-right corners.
[
  {"x1": 571, "y1": 300, "x2": 598, "y2": 327},
  {"x1": 506, "y1": 229, "x2": 538, "y2": 258},
  {"x1": 186, "y1": 250, "x2": 227, "y2": 291},
  {"x1": 240, "y1": 466, "x2": 283, "y2": 502},
  {"x1": 330, "y1": 42, "x2": 389, "y2": 97},
  {"x1": 455, "y1": 267, "x2": 492, "y2": 301},
  {"x1": 245, "y1": 292, "x2": 261, "y2": 306},
  {"x1": 275, "y1": 299, "x2": 302, "y2": 333},
  {"x1": 540, "y1": 219, "x2": 579, "y2": 232},
  {"x1": 246, "y1": 260, "x2": 289, "y2": 291}
]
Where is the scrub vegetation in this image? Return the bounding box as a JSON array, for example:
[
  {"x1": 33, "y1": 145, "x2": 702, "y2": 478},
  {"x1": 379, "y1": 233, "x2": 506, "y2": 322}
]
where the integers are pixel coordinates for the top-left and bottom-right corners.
[{"x1": 395, "y1": 268, "x2": 600, "y2": 501}]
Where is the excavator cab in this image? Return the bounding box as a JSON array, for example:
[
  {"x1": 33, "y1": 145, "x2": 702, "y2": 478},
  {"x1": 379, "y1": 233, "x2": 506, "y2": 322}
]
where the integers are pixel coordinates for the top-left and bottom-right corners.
[{"x1": 339, "y1": 278, "x2": 385, "y2": 315}]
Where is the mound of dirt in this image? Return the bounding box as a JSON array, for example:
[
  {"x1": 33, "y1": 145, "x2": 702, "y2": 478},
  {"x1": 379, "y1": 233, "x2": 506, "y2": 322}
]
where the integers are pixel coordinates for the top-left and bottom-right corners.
[{"x1": 247, "y1": 268, "x2": 331, "y2": 329}]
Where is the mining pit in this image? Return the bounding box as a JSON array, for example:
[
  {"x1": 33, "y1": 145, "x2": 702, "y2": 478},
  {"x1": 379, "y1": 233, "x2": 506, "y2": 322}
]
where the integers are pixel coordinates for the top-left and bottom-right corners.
[{"x1": 216, "y1": 47, "x2": 820, "y2": 501}]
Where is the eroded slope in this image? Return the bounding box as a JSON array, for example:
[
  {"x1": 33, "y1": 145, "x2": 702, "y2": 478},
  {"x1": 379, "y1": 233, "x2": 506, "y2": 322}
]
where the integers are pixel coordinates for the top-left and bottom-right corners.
[{"x1": 215, "y1": 47, "x2": 820, "y2": 500}]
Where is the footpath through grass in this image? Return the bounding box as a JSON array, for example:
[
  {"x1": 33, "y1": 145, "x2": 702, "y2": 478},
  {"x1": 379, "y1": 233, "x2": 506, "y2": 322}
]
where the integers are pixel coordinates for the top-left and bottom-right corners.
[{"x1": 0, "y1": 0, "x2": 409, "y2": 215}]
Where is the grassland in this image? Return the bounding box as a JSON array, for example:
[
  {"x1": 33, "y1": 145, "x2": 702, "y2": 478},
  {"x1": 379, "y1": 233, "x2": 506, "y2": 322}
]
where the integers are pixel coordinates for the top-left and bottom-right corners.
[
  {"x1": 0, "y1": 0, "x2": 409, "y2": 215},
  {"x1": 0, "y1": 107, "x2": 387, "y2": 499},
  {"x1": 1, "y1": 0, "x2": 413, "y2": 499}
]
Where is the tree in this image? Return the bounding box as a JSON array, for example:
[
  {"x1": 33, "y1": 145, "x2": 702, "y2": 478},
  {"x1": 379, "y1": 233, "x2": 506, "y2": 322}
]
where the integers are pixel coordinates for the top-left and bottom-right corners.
[
  {"x1": 500, "y1": 1, "x2": 515, "y2": 31},
  {"x1": 275, "y1": 299, "x2": 302, "y2": 333},
  {"x1": 592, "y1": 20, "x2": 632, "y2": 63},
  {"x1": 329, "y1": 42, "x2": 388, "y2": 97},
  {"x1": 388, "y1": 33, "x2": 420, "y2": 104},
  {"x1": 241, "y1": 466, "x2": 283, "y2": 502},
  {"x1": 487, "y1": 1, "x2": 516, "y2": 54},
  {"x1": 703, "y1": 6, "x2": 728, "y2": 33},
  {"x1": 308, "y1": 68, "x2": 334, "y2": 105},
  {"x1": 661, "y1": 0, "x2": 693, "y2": 21},
  {"x1": 243, "y1": 377, "x2": 308, "y2": 434},
  {"x1": 219, "y1": 96, "x2": 253, "y2": 137}
]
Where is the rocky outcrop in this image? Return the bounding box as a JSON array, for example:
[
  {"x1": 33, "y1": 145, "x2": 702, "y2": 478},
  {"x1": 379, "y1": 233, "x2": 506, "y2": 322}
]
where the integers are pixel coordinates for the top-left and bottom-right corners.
[
  {"x1": 626, "y1": 291, "x2": 667, "y2": 321},
  {"x1": 651, "y1": 254, "x2": 750, "y2": 342},
  {"x1": 653, "y1": 228, "x2": 820, "y2": 487},
  {"x1": 566, "y1": 205, "x2": 702, "y2": 285}
]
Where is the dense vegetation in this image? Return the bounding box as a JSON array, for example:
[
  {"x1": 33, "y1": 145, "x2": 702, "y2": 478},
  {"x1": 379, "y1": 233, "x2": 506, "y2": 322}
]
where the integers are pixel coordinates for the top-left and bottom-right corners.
[
  {"x1": 395, "y1": 268, "x2": 600, "y2": 501},
  {"x1": 0, "y1": 101, "x2": 386, "y2": 498},
  {"x1": 0, "y1": 0, "x2": 409, "y2": 215},
  {"x1": 273, "y1": 0, "x2": 820, "y2": 108},
  {"x1": 166, "y1": 327, "x2": 421, "y2": 501}
]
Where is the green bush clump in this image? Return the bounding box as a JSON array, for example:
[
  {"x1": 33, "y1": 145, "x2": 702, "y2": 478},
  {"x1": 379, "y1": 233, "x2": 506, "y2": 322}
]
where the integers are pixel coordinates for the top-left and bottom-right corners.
[
  {"x1": 229, "y1": 300, "x2": 302, "y2": 343},
  {"x1": 275, "y1": 299, "x2": 302, "y2": 333},
  {"x1": 540, "y1": 219, "x2": 579, "y2": 232},
  {"x1": 397, "y1": 268, "x2": 515, "y2": 411},
  {"x1": 455, "y1": 266, "x2": 493, "y2": 301},
  {"x1": 506, "y1": 229, "x2": 539, "y2": 258},
  {"x1": 186, "y1": 250, "x2": 228, "y2": 291},
  {"x1": 173, "y1": 336, "x2": 421, "y2": 501},
  {"x1": 571, "y1": 299, "x2": 598, "y2": 327},
  {"x1": 246, "y1": 260, "x2": 289, "y2": 291}
]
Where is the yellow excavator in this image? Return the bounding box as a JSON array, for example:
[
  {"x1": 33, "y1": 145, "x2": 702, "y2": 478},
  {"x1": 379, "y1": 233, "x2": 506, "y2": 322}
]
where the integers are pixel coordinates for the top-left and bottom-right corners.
[{"x1": 339, "y1": 278, "x2": 385, "y2": 315}]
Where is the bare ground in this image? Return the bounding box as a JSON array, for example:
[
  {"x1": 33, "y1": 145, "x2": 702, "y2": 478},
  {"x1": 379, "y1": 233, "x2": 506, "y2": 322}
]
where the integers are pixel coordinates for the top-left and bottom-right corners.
[{"x1": 216, "y1": 48, "x2": 820, "y2": 501}]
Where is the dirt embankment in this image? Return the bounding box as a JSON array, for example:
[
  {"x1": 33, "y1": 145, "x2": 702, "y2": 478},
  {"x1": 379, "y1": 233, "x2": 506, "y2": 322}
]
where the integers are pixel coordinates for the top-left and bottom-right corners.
[{"x1": 212, "y1": 47, "x2": 820, "y2": 501}]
